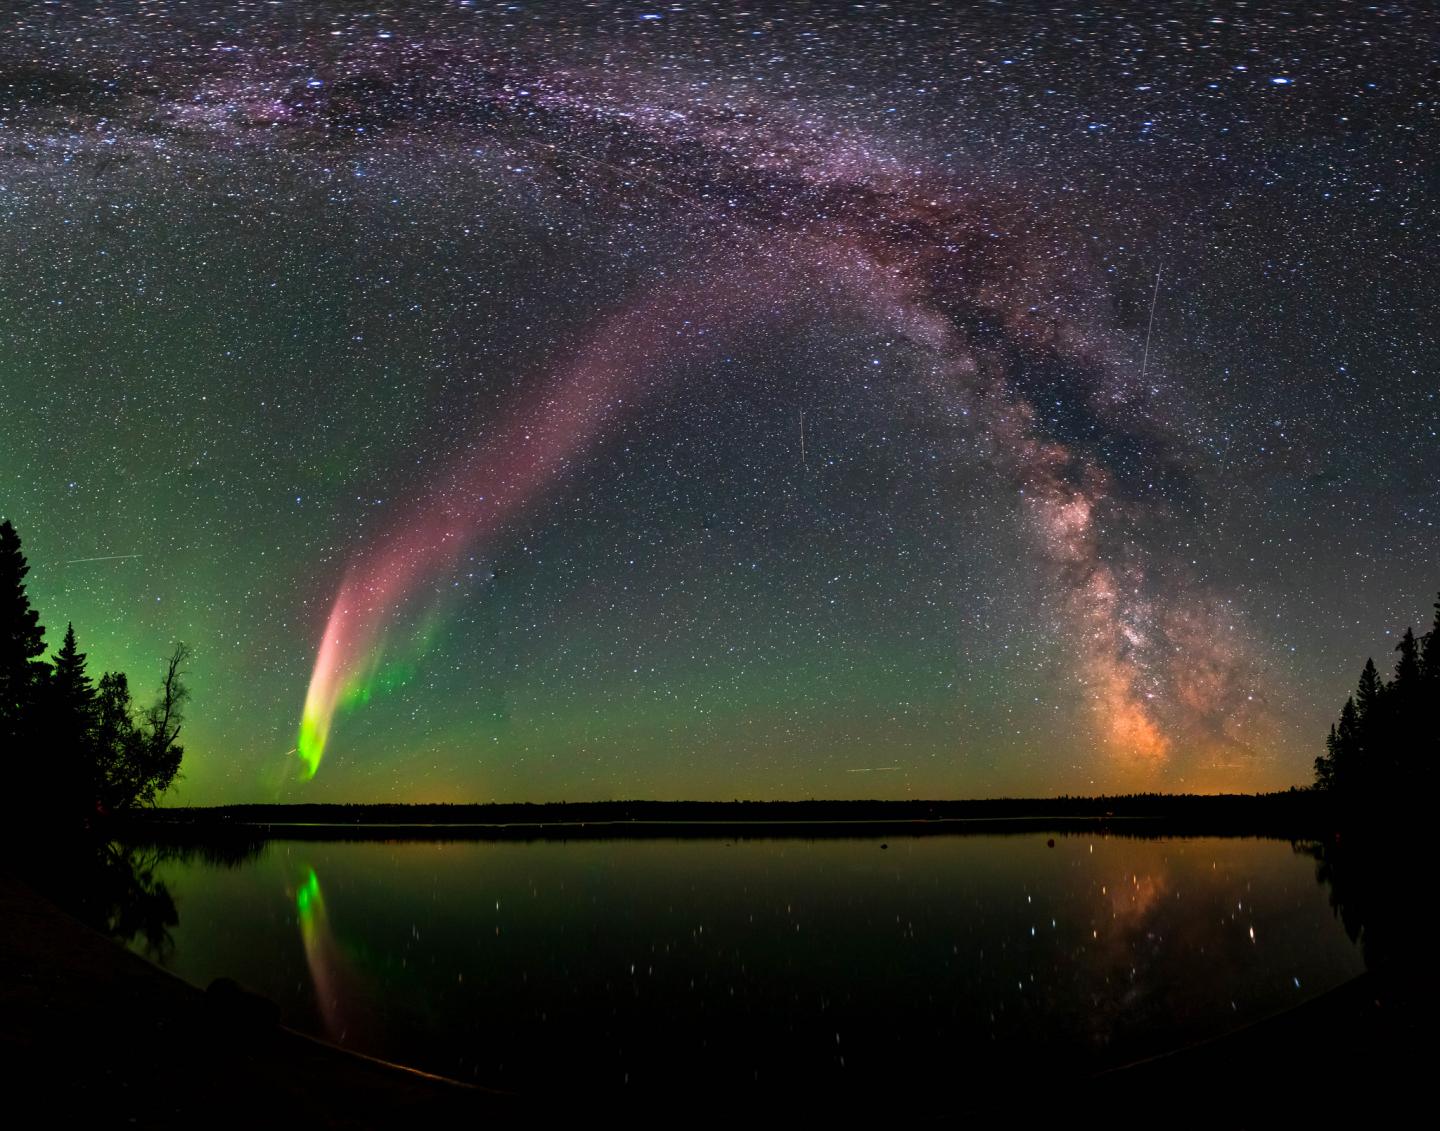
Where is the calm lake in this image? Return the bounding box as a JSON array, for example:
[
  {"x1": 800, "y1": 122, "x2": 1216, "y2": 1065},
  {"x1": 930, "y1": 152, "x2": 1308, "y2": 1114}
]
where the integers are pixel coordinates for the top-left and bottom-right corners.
[{"x1": 125, "y1": 833, "x2": 1362, "y2": 1093}]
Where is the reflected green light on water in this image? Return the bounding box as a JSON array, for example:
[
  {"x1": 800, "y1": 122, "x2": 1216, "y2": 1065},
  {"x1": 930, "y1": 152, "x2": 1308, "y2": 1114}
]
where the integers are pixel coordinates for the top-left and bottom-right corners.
[
  {"x1": 134, "y1": 835, "x2": 1365, "y2": 1092},
  {"x1": 293, "y1": 865, "x2": 361, "y2": 1043},
  {"x1": 296, "y1": 868, "x2": 320, "y2": 916}
]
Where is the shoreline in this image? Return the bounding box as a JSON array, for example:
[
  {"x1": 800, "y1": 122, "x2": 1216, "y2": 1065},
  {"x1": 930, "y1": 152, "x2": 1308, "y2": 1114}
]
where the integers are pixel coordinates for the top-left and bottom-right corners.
[
  {"x1": 123, "y1": 792, "x2": 1336, "y2": 843},
  {"x1": 124, "y1": 815, "x2": 1325, "y2": 842}
]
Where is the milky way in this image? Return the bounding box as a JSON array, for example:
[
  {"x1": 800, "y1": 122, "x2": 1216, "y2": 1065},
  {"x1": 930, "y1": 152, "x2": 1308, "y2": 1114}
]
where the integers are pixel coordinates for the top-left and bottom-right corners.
[{"x1": 2, "y1": 2, "x2": 1436, "y2": 801}]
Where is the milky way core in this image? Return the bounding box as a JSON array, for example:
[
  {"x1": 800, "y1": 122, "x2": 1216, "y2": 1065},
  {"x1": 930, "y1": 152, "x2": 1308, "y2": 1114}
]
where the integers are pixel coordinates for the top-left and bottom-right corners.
[{"x1": 3, "y1": 2, "x2": 1435, "y2": 801}]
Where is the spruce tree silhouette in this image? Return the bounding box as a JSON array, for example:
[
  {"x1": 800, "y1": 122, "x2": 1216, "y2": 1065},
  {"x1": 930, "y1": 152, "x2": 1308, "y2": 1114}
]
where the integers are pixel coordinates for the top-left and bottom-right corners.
[
  {"x1": 0, "y1": 520, "x2": 188, "y2": 829},
  {"x1": 1306, "y1": 595, "x2": 1440, "y2": 1027},
  {"x1": 1421, "y1": 593, "x2": 1440, "y2": 681},
  {"x1": 1314, "y1": 674, "x2": 1359, "y2": 798},
  {"x1": 1316, "y1": 588, "x2": 1440, "y2": 809},
  {"x1": 1, "y1": 519, "x2": 48, "y2": 813},
  {"x1": 1354, "y1": 658, "x2": 1382, "y2": 729},
  {"x1": 51, "y1": 624, "x2": 93, "y2": 708},
  {"x1": 49, "y1": 624, "x2": 98, "y2": 815},
  {"x1": 1423, "y1": 592, "x2": 1440, "y2": 779},
  {"x1": 1390, "y1": 627, "x2": 1421, "y2": 777},
  {"x1": 1316, "y1": 723, "x2": 1338, "y2": 792},
  {"x1": 1354, "y1": 658, "x2": 1384, "y2": 799},
  {"x1": 1392, "y1": 626, "x2": 1421, "y2": 688}
]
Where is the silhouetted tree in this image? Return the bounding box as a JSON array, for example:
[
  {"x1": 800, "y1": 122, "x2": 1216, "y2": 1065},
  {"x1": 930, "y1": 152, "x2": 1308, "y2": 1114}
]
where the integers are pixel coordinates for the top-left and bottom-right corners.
[
  {"x1": 1388, "y1": 627, "x2": 1422, "y2": 778},
  {"x1": 1420, "y1": 593, "x2": 1440, "y2": 773},
  {"x1": 1354, "y1": 657, "x2": 1383, "y2": 732},
  {"x1": 1314, "y1": 723, "x2": 1338, "y2": 792},
  {"x1": 0, "y1": 520, "x2": 189, "y2": 829},
  {"x1": 1393, "y1": 627, "x2": 1421, "y2": 689},
  {"x1": 1420, "y1": 593, "x2": 1440, "y2": 668},
  {"x1": 51, "y1": 624, "x2": 93, "y2": 713},
  {"x1": 94, "y1": 670, "x2": 136, "y2": 802},
  {"x1": 136, "y1": 641, "x2": 189, "y2": 806},
  {"x1": 94, "y1": 644, "x2": 189, "y2": 812},
  {"x1": 0, "y1": 519, "x2": 48, "y2": 789},
  {"x1": 1317, "y1": 590, "x2": 1440, "y2": 807},
  {"x1": 48, "y1": 623, "x2": 98, "y2": 813},
  {"x1": 1333, "y1": 696, "x2": 1360, "y2": 793}
]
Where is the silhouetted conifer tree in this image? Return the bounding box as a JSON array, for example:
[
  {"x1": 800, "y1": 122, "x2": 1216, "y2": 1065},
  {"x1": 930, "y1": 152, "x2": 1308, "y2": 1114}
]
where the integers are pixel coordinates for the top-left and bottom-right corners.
[
  {"x1": 1355, "y1": 657, "x2": 1383, "y2": 731},
  {"x1": 49, "y1": 623, "x2": 97, "y2": 813},
  {"x1": 1, "y1": 519, "x2": 48, "y2": 808},
  {"x1": 94, "y1": 672, "x2": 138, "y2": 812},
  {"x1": 1393, "y1": 627, "x2": 1421, "y2": 689},
  {"x1": 1332, "y1": 696, "x2": 1360, "y2": 793},
  {"x1": 51, "y1": 624, "x2": 92, "y2": 704},
  {"x1": 1420, "y1": 594, "x2": 1440, "y2": 664},
  {"x1": 1421, "y1": 594, "x2": 1440, "y2": 771},
  {"x1": 0, "y1": 520, "x2": 188, "y2": 830},
  {"x1": 1389, "y1": 627, "x2": 1421, "y2": 777},
  {"x1": 1317, "y1": 591, "x2": 1440, "y2": 807},
  {"x1": 1315, "y1": 724, "x2": 1338, "y2": 791}
]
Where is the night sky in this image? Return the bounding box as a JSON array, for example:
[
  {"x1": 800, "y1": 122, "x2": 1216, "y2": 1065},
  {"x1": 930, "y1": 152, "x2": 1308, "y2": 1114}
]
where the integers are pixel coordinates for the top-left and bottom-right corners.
[{"x1": 2, "y1": 1, "x2": 1435, "y2": 803}]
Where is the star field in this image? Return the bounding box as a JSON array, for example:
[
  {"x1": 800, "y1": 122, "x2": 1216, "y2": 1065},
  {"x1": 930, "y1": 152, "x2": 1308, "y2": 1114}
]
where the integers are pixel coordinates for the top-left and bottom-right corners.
[{"x1": 1, "y1": 1, "x2": 1436, "y2": 802}]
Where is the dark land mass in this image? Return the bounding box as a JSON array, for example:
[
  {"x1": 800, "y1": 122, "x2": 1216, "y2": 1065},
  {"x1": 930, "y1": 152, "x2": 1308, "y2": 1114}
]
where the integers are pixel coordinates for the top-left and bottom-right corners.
[{"x1": 127, "y1": 791, "x2": 1333, "y2": 843}]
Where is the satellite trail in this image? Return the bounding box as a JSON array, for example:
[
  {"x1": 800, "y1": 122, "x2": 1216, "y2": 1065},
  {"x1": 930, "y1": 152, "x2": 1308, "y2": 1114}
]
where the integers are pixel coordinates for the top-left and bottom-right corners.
[{"x1": 1140, "y1": 266, "x2": 1162, "y2": 386}]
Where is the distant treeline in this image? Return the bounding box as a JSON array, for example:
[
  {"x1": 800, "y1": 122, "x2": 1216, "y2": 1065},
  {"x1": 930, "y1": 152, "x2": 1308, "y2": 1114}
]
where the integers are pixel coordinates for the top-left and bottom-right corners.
[{"x1": 128, "y1": 792, "x2": 1331, "y2": 841}]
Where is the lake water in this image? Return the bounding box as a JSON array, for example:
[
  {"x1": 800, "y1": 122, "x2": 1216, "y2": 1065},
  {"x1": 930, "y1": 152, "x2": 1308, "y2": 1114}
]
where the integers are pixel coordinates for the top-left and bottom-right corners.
[{"x1": 126, "y1": 833, "x2": 1362, "y2": 1093}]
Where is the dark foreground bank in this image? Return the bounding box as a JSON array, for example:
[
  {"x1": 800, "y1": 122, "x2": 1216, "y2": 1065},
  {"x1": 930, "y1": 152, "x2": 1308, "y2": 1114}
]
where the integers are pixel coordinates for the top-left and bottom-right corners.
[{"x1": 0, "y1": 871, "x2": 505, "y2": 1126}]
